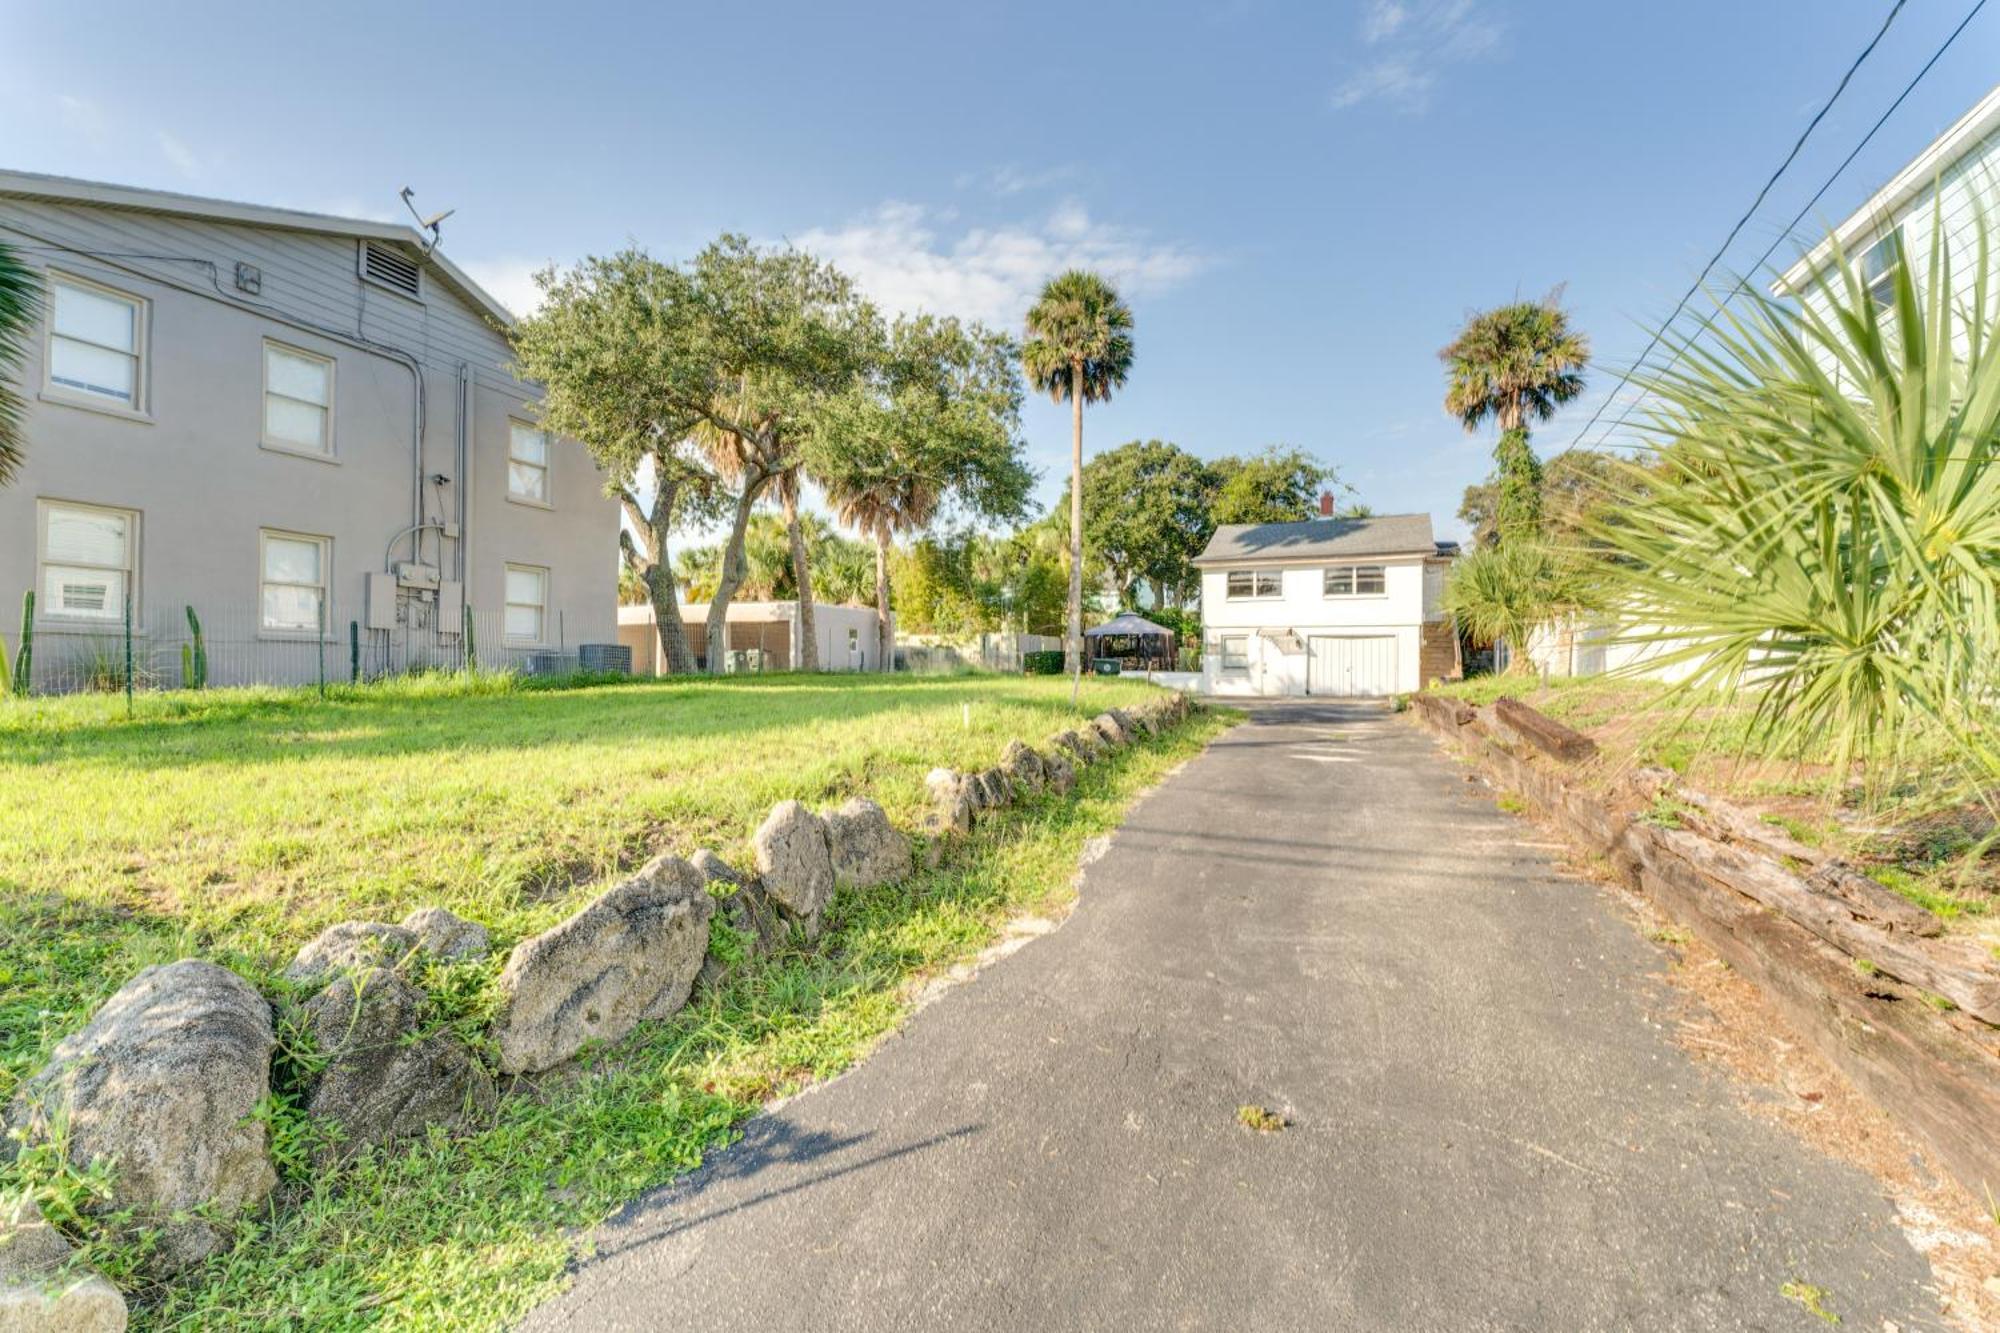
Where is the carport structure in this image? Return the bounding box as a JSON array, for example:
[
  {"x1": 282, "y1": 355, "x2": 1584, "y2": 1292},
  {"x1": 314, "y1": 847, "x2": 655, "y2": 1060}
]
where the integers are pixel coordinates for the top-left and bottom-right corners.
[{"x1": 1084, "y1": 611, "x2": 1176, "y2": 671}]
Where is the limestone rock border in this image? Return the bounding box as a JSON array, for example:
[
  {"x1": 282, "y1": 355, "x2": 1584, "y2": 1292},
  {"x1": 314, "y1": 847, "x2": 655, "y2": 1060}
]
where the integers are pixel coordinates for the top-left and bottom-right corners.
[{"x1": 7, "y1": 687, "x2": 1200, "y2": 1312}]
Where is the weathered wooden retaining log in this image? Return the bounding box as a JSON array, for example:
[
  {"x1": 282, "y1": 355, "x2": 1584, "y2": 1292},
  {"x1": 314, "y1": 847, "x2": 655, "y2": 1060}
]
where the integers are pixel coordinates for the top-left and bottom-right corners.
[
  {"x1": 1409, "y1": 692, "x2": 2000, "y2": 1204},
  {"x1": 1492, "y1": 696, "x2": 1597, "y2": 763}
]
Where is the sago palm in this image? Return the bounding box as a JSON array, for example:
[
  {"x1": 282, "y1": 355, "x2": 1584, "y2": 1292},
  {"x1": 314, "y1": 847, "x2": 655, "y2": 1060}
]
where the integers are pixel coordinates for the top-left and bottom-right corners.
[
  {"x1": 1442, "y1": 540, "x2": 1598, "y2": 672},
  {"x1": 1441, "y1": 293, "x2": 1589, "y2": 542},
  {"x1": 1589, "y1": 212, "x2": 2000, "y2": 790},
  {"x1": 1022, "y1": 271, "x2": 1134, "y2": 686},
  {"x1": 0, "y1": 242, "x2": 39, "y2": 486}
]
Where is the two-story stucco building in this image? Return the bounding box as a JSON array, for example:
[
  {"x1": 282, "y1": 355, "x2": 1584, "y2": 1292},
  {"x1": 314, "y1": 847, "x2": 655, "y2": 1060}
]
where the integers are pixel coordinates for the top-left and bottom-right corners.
[
  {"x1": 0, "y1": 170, "x2": 615, "y2": 689},
  {"x1": 1193, "y1": 505, "x2": 1457, "y2": 697}
]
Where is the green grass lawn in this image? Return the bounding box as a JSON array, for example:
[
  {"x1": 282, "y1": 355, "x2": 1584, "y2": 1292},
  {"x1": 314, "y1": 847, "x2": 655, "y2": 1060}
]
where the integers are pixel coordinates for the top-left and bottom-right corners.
[{"x1": 0, "y1": 670, "x2": 1231, "y2": 1329}]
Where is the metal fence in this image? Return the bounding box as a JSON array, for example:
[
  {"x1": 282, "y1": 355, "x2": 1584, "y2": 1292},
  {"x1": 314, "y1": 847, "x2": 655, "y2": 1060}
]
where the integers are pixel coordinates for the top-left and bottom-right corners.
[
  {"x1": 8, "y1": 597, "x2": 600, "y2": 696},
  {"x1": 976, "y1": 632, "x2": 1062, "y2": 673}
]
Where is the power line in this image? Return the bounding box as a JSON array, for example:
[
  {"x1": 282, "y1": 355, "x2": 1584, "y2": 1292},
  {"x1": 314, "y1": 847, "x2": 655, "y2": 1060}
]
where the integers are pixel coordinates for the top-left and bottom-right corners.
[
  {"x1": 1578, "y1": 0, "x2": 1992, "y2": 452},
  {"x1": 1560, "y1": 0, "x2": 1911, "y2": 454}
]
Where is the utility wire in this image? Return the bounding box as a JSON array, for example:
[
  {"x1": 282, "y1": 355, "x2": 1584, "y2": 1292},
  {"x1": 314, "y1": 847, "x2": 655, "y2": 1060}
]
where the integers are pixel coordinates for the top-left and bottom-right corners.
[
  {"x1": 1580, "y1": 0, "x2": 1992, "y2": 452},
  {"x1": 1560, "y1": 0, "x2": 1911, "y2": 453}
]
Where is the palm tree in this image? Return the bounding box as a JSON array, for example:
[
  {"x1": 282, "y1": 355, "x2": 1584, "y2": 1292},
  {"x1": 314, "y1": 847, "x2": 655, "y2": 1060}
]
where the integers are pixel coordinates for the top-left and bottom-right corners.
[
  {"x1": 829, "y1": 471, "x2": 941, "y2": 672},
  {"x1": 0, "y1": 242, "x2": 40, "y2": 487},
  {"x1": 1022, "y1": 271, "x2": 1134, "y2": 690},
  {"x1": 1440, "y1": 292, "x2": 1588, "y2": 544},
  {"x1": 771, "y1": 466, "x2": 821, "y2": 669}
]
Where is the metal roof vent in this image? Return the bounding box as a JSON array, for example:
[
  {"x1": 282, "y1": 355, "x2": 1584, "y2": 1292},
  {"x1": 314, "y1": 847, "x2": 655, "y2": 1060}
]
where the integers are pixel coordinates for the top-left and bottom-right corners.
[{"x1": 360, "y1": 241, "x2": 422, "y2": 299}]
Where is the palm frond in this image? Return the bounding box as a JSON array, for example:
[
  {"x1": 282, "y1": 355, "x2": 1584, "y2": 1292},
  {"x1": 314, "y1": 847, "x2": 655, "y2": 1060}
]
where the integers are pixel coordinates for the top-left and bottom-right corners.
[
  {"x1": 0, "y1": 242, "x2": 41, "y2": 486},
  {"x1": 1588, "y1": 206, "x2": 2000, "y2": 792}
]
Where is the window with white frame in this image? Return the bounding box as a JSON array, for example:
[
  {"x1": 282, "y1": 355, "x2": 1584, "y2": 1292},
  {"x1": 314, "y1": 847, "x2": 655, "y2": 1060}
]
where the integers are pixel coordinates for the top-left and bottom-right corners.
[
  {"x1": 508, "y1": 423, "x2": 550, "y2": 503},
  {"x1": 505, "y1": 564, "x2": 548, "y2": 644},
  {"x1": 1224, "y1": 569, "x2": 1282, "y2": 600},
  {"x1": 1323, "y1": 564, "x2": 1387, "y2": 597},
  {"x1": 1861, "y1": 229, "x2": 1903, "y2": 312},
  {"x1": 263, "y1": 342, "x2": 334, "y2": 454},
  {"x1": 1217, "y1": 634, "x2": 1249, "y2": 671},
  {"x1": 259, "y1": 530, "x2": 329, "y2": 633},
  {"x1": 38, "y1": 501, "x2": 137, "y2": 622},
  {"x1": 47, "y1": 275, "x2": 144, "y2": 411}
]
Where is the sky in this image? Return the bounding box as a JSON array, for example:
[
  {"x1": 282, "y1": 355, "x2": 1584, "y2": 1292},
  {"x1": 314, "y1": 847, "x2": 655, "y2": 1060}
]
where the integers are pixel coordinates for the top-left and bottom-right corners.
[{"x1": 3, "y1": 0, "x2": 1996, "y2": 542}]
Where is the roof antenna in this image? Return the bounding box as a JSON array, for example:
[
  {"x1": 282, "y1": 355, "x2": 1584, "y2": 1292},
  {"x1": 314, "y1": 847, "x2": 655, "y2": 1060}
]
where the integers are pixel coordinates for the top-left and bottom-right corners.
[{"x1": 399, "y1": 187, "x2": 455, "y2": 255}]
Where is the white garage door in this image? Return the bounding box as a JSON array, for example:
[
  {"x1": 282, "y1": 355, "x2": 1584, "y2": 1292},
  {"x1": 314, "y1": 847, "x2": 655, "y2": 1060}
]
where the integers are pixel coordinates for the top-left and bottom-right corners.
[{"x1": 1308, "y1": 636, "x2": 1398, "y2": 696}]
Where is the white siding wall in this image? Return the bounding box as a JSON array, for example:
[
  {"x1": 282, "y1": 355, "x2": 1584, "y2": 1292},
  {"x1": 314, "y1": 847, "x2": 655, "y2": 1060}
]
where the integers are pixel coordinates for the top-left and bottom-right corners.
[
  {"x1": 1198, "y1": 558, "x2": 1425, "y2": 696},
  {"x1": 1796, "y1": 121, "x2": 2000, "y2": 345}
]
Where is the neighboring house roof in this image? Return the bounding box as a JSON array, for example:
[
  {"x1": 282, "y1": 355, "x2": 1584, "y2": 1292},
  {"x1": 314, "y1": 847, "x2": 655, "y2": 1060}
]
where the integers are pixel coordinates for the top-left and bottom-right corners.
[
  {"x1": 1084, "y1": 612, "x2": 1175, "y2": 639},
  {"x1": 1194, "y1": 513, "x2": 1435, "y2": 565},
  {"x1": 0, "y1": 168, "x2": 518, "y2": 330},
  {"x1": 1775, "y1": 82, "x2": 2000, "y2": 294}
]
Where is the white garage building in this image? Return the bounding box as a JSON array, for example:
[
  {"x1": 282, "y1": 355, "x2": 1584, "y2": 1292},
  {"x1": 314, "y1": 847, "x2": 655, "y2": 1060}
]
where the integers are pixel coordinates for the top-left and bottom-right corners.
[{"x1": 1193, "y1": 509, "x2": 1457, "y2": 697}]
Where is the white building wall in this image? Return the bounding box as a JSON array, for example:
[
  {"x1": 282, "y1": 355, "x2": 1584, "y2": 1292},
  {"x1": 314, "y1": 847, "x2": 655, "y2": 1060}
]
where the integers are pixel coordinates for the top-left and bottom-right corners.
[
  {"x1": 1786, "y1": 92, "x2": 2000, "y2": 357},
  {"x1": 1196, "y1": 558, "x2": 1425, "y2": 696}
]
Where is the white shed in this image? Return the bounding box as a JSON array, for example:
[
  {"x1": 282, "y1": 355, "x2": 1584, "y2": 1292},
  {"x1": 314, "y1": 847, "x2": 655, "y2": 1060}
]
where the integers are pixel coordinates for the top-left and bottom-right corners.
[{"x1": 617, "y1": 601, "x2": 890, "y2": 675}]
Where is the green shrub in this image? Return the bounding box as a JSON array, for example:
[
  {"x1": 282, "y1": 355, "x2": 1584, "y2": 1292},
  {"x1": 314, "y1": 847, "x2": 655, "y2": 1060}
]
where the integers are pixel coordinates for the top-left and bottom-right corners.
[{"x1": 1022, "y1": 649, "x2": 1065, "y2": 675}]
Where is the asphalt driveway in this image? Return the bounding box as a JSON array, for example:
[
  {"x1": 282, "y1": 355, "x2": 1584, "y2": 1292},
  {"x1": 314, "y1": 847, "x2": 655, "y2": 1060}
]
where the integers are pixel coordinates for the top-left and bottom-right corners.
[{"x1": 525, "y1": 699, "x2": 1940, "y2": 1332}]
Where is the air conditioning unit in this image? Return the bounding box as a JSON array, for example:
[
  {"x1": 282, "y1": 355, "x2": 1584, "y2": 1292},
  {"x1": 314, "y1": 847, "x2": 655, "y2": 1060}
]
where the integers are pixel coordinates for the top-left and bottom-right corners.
[
  {"x1": 577, "y1": 643, "x2": 632, "y2": 675},
  {"x1": 524, "y1": 651, "x2": 580, "y2": 677}
]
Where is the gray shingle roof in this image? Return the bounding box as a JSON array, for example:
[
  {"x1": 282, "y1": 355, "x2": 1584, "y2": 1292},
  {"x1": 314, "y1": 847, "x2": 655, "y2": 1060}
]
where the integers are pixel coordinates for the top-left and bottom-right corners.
[{"x1": 1194, "y1": 513, "x2": 1435, "y2": 565}]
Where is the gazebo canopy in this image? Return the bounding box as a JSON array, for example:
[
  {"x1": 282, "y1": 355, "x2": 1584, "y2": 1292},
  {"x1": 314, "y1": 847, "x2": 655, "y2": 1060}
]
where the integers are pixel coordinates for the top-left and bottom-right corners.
[{"x1": 1084, "y1": 612, "x2": 1175, "y2": 640}]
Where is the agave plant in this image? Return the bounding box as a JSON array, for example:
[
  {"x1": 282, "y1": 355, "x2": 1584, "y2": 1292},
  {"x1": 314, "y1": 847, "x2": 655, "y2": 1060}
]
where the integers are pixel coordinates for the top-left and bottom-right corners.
[{"x1": 1590, "y1": 208, "x2": 2000, "y2": 788}]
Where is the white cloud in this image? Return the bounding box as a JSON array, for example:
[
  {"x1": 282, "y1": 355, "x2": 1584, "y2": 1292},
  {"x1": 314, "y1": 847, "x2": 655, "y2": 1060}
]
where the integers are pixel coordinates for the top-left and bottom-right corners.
[
  {"x1": 456, "y1": 257, "x2": 552, "y2": 319},
  {"x1": 1360, "y1": 1, "x2": 1411, "y2": 42},
  {"x1": 1333, "y1": 0, "x2": 1505, "y2": 112},
  {"x1": 57, "y1": 94, "x2": 108, "y2": 141},
  {"x1": 156, "y1": 131, "x2": 203, "y2": 180},
  {"x1": 792, "y1": 200, "x2": 1207, "y2": 328},
  {"x1": 954, "y1": 163, "x2": 1084, "y2": 197},
  {"x1": 1331, "y1": 60, "x2": 1433, "y2": 110}
]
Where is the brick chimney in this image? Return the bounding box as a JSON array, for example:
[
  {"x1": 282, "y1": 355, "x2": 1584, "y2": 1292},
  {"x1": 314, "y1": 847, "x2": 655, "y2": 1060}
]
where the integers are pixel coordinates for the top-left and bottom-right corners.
[{"x1": 1317, "y1": 489, "x2": 1335, "y2": 518}]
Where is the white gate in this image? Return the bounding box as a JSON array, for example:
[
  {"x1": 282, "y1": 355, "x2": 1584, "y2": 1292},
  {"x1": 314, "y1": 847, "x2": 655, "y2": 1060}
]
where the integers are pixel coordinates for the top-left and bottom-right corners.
[{"x1": 1307, "y1": 635, "x2": 1399, "y2": 696}]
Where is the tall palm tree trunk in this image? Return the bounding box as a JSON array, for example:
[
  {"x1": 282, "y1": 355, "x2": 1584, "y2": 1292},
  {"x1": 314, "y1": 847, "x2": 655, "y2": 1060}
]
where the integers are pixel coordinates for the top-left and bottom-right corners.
[
  {"x1": 1066, "y1": 358, "x2": 1085, "y2": 702},
  {"x1": 873, "y1": 529, "x2": 894, "y2": 673},
  {"x1": 781, "y1": 484, "x2": 819, "y2": 671}
]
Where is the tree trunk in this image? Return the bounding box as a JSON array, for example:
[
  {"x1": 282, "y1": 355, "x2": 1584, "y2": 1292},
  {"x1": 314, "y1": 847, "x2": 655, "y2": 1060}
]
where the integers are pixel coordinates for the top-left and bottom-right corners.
[
  {"x1": 874, "y1": 530, "x2": 894, "y2": 673},
  {"x1": 645, "y1": 561, "x2": 696, "y2": 676},
  {"x1": 630, "y1": 473, "x2": 696, "y2": 676},
  {"x1": 782, "y1": 482, "x2": 819, "y2": 671},
  {"x1": 1066, "y1": 359, "x2": 1085, "y2": 702},
  {"x1": 707, "y1": 472, "x2": 766, "y2": 675}
]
